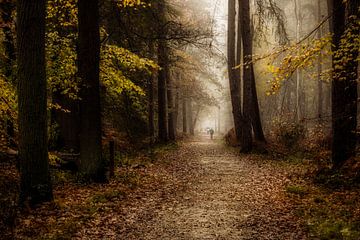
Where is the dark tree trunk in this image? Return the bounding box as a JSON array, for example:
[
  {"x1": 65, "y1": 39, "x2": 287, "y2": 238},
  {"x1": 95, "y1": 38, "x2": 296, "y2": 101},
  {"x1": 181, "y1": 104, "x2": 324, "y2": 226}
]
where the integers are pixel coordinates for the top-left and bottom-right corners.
[
  {"x1": 331, "y1": 0, "x2": 359, "y2": 168},
  {"x1": 234, "y1": 0, "x2": 243, "y2": 139},
  {"x1": 78, "y1": 0, "x2": 105, "y2": 181},
  {"x1": 157, "y1": 41, "x2": 169, "y2": 142},
  {"x1": 182, "y1": 95, "x2": 187, "y2": 133},
  {"x1": 157, "y1": 1, "x2": 168, "y2": 142},
  {"x1": 188, "y1": 99, "x2": 194, "y2": 135},
  {"x1": 217, "y1": 106, "x2": 221, "y2": 133},
  {"x1": 17, "y1": 0, "x2": 53, "y2": 206},
  {"x1": 167, "y1": 65, "x2": 175, "y2": 141},
  {"x1": 228, "y1": 0, "x2": 251, "y2": 151},
  {"x1": 238, "y1": 0, "x2": 253, "y2": 152},
  {"x1": 327, "y1": 0, "x2": 334, "y2": 32},
  {"x1": 229, "y1": 0, "x2": 242, "y2": 142},
  {"x1": 250, "y1": 66, "x2": 266, "y2": 142},
  {"x1": 148, "y1": 42, "x2": 157, "y2": 143},
  {"x1": 240, "y1": 0, "x2": 266, "y2": 143},
  {"x1": 174, "y1": 79, "x2": 180, "y2": 133},
  {"x1": 148, "y1": 73, "x2": 155, "y2": 143}
]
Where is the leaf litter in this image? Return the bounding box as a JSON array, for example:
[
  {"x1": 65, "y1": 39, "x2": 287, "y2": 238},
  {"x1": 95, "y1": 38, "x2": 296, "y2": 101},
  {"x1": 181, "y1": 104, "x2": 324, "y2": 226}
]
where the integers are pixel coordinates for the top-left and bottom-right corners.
[{"x1": 13, "y1": 136, "x2": 307, "y2": 239}]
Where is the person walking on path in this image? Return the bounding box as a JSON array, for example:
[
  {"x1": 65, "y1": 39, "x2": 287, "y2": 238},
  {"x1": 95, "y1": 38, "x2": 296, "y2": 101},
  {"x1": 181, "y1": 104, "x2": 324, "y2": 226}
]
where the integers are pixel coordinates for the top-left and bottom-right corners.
[{"x1": 209, "y1": 128, "x2": 214, "y2": 140}]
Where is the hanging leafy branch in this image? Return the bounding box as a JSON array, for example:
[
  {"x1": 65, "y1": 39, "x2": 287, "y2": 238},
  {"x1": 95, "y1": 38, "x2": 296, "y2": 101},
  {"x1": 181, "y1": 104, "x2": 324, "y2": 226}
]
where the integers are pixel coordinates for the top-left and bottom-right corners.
[
  {"x1": 265, "y1": 7, "x2": 359, "y2": 94},
  {"x1": 332, "y1": 14, "x2": 360, "y2": 81},
  {"x1": 46, "y1": 31, "x2": 79, "y2": 99},
  {"x1": 266, "y1": 35, "x2": 332, "y2": 94},
  {"x1": 0, "y1": 74, "x2": 16, "y2": 119},
  {"x1": 101, "y1": 44, "x2": 158, "y2": 98},
  {"x1": 119, "y1": 0, "x2": 150, "y2": 8}
]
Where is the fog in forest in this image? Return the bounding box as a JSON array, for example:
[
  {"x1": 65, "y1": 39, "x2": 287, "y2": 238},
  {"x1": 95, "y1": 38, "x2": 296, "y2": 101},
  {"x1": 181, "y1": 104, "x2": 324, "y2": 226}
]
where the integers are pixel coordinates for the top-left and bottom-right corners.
[
  {"x1": 184, "y1": 0, "x2": 334, "y2": 137},
  {"x1": 1, "y1": 0, "x2": 359, "y2": 238}
]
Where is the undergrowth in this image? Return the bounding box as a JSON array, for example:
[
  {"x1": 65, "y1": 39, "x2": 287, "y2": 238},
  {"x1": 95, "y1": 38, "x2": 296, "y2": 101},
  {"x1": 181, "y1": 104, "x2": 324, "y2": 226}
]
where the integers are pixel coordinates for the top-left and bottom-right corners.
[{"x1": 284, "y1": 157, "x2": 360, "y2": 240}]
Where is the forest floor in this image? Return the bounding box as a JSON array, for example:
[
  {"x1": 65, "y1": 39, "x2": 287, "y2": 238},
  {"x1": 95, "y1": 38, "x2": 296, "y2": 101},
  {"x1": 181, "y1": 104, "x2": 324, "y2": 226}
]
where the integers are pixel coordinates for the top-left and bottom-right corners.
[{"x1": 6, "y1": 135, "x2": 360, "y2": 239}]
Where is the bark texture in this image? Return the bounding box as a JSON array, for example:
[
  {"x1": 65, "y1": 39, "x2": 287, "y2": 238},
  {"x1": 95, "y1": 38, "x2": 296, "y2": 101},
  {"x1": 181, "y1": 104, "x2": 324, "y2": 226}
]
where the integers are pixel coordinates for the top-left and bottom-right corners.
[
  {"x1": 228, "y1": 0, "x2": 251, "y2": 151},
  {"x1": 331, "y1": 0, "x2": 359, "y2": 167},
  {"x1": 157, "y1": 0, "x2": 168, "y2": 142},
  {"x1": 188, "y1": 99, "x2": 194, "y2": 135},
  {"x1": 17, "y1": 0, "x2": 53, "y2": 206},
  {"x1": 238, "y1": 0, "x2": 253, "y2": 152},
  {"x1": 182, "y1": 95, "x2": 188, "y2": 133},
  {"x1": 148, "y1": 74, "x2": 155, "y2": 142},
  {"x1": 167, "y1": 65, "x2": 175, "y2": 141},
  {"x1": 78, "y1": 0, "x2": 105, "y2": 181}
]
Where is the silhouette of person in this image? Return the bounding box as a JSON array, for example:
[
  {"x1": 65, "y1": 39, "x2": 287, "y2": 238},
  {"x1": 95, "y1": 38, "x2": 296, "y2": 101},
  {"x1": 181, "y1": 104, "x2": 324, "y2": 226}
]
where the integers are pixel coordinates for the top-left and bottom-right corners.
[{"x1": 209, "y1": 128, "x2": 214, "y2": 140}]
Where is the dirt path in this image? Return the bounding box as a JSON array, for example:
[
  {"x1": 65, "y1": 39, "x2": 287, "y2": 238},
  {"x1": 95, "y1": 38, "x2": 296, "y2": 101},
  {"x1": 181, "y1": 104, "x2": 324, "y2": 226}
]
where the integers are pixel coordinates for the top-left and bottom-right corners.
[{"x1": 109, "y1": 135, "x2": 306, "y2": 240}]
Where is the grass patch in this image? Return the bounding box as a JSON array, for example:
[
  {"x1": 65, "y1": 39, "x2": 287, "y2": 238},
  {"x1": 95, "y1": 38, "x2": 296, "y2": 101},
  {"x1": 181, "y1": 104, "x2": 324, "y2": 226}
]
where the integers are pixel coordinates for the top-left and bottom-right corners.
[
  {"x1": 152, "y1": 142, "x2": 178, "y2": 154},
  {"x1": 116, "y1": 171, "x2": 142, "y2": 189},
  {"x1": 287, "y1": 181, "x2": 360, "y2": 239},
  {"x1": 286, "y1": 184, "x2": 308, "y2": 197}
]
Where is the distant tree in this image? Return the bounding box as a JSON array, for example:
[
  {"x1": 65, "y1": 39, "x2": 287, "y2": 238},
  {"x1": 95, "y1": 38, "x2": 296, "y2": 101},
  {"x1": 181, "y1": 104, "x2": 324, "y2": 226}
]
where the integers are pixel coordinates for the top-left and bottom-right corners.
[
  {"x1": 330, "y1": 0, "x2": 359, "y2": 168},
  {"x1": 78, "y1": 0, "x2": 106, "y2": 181},
  {"x1": 317, "y1": 0, "x2": 324, "y2": 121},
  {"x1": 182, "y1": 93, "x2": 188, "y2": 133},
  {"x1": 17, "y1": 0, "x2": 53, "y2": 206},
  {"x1": 188, "y1": 98, "x2": 194, "y2": 135}
]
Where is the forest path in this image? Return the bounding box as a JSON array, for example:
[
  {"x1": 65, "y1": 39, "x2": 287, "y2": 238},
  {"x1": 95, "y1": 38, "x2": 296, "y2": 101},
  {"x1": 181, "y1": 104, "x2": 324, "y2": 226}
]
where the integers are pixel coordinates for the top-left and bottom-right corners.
[{"x1": 114, "y1": 135, "x2": 306, "y2": 240}]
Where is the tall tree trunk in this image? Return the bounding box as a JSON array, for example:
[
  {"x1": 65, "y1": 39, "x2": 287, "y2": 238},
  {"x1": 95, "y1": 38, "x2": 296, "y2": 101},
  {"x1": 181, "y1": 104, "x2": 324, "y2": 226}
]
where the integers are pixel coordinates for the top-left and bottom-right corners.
[
  {"x1": 157, "y1": 0, "x2": 168, "y2": 142},
  {"x1": 327, "y1": 0, "x2": 334, "y2": 32},
  {"x1": 294, "y1": 0, "x2": 302, "y2": 121},
  {"x1": 331, "y1": 0, "x2": 359, "y2": 168},
  {"x1": 182, "y1": 94, "x2": 187, "y2": 133},
  {"x1": 148, "y1": 42, "x2": 157, "y2": 143},
  {"x1": 250, "y1": 65, "x2": 266, "y2": 142},
  {"x1": 188, "y1": 99, "x2": 194, "y2": 135},
  {"x1": 217, "y1": 106, "x2": 221, "y2": 133},
  {"x1": 78, "y1": 0, "x2": 105, "y2": 181},
  {"x1": 234, "y1": 0, "x2": 243, "y2": 138},
  {"x1": 239, "y1": 0, "x2": 253, "y2": 152},
  {"x1": 192, "y1": 106, "x2": 201, "y2": 133},
  {"x1": 228, "y1": 0, "x2": 251, "y2": 151},
  {"x1": 167, "y1": 66, "x2": 175, "y2": 141},
  {"x1": 148, "y1": 73, "x2": 155, "y2": 143},
  {"x1": 174, "y1": 78, "x2": 180, "y2": 133},
  {"x1": 17, "y1": 0, "x2": 53, "y2": 206}
]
